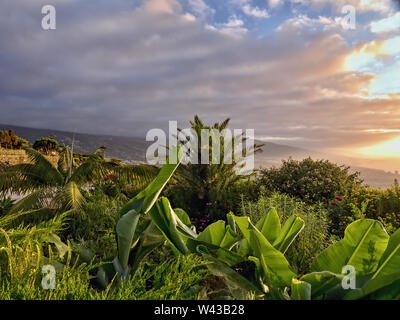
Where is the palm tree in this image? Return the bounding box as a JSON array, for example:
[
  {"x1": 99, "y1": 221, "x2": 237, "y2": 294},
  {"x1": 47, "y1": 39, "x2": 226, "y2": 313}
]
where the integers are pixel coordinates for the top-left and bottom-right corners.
[
  {"x1": 0, "y1": 147, "x2": 158, "y2": 214},
  {"x1": 169, "y1": 115, "x2": 263, "y2": 220}
]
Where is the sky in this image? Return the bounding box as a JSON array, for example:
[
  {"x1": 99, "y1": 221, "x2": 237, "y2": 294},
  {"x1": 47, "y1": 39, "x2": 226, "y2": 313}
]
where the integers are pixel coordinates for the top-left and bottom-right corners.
[{"x1": 0, "y1": 0, "x2": 400, "y2": 166}]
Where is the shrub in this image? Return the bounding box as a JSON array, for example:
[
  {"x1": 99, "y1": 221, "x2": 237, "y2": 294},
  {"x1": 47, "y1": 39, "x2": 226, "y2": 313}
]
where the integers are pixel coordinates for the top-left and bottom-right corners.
[
  {"x1": 33, "y1": 137, "x2": 60, "y2": 154},
  {"x1": 257, "y1": 157, "x2": 362, "y2": 205},
  {"x1": 329, "y1": 182, "x2": 400, "y2": 235},
  {"x1": 240, "y1": 192, "x2": 331, "y2": 275},
  {"x1": 0, "y1": 130, "x2": 28, "y2": 149},
  {"x1": 63, "y1": 191, "x2": 121, "y2": 259}
]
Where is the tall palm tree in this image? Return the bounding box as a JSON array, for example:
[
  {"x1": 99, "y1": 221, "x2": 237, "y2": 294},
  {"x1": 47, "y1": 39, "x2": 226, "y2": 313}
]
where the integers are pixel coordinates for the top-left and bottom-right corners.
[
  {"x1": 176, "y1": 115, "x2": 263, "y2": 198},
  {"x1": 169, "y1": 115, "x2": 263, "y2": 219},
  {"x1": 0, "y1": 147, "x2": 158, "y2": 214}
]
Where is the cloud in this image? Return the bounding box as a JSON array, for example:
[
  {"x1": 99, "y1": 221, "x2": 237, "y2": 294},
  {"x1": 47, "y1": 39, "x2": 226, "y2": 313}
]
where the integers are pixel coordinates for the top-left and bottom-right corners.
[
  {"x1": 187, "y1": 0, "x2": 215, "y2": 18},
  {"x1": 371, "y1": 12, "x2": 400, "y2": 33},
  {"x1": 232, "y1": 0, "x2": 270, "y2": 19},
  {"x1": 242, "y1": 5, "x2": 269, "y2": 18},
  {"x1": 269, "y1": 0, "x2": 284, "y2": 8},
  {"x1": 0, "y1": 0, "x2": 399, "y2": 158},
  {"x1": 288, "y1": 0, "x2": 393, "y2": 13},
  {"x1": 143, "y1": 0, "x2": 181, "y2": 13},
  {"x1": 216, "y1": 17, "x2": 248, "y2": 37}
]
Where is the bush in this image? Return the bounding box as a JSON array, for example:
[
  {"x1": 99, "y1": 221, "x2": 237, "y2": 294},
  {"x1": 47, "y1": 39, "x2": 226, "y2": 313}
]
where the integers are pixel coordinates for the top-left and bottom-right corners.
[
  {"x1": 33, "y1": 137, "x2": 59, "y2": 154},
  {"x1": 329, "y1": 182, "x2": 400, "y2": 235},
  {"x1": 257, "y1": 157, "x2": 362, "y2": 205},
  {"x1": 240, "y1": 192, "x2": 331, "y2": 275},
  {"x1": 63, "y1": 191, "x2": 121, "y2": 259}
]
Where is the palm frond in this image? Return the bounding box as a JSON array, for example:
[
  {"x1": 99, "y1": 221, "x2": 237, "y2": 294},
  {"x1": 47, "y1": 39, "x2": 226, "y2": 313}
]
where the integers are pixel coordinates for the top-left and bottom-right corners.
[
  {"x1": 8, "y1": 189, "x2": 50, "y2": 214},
  {"x1": 54, "y1": 182, "x2": 85, "y2": 210},
  {"x1": 24, "y1": 148, "x2": 64, "y2": 184},
  {"x1": 0, "y1": 149, "x2": 64, "y2": 195},
  {"x1": 68, "y1": 152, "x2": 108, "y2": 184},
  {"x1": 108, "y1": 163, "x2": 159, "y2": 187}
]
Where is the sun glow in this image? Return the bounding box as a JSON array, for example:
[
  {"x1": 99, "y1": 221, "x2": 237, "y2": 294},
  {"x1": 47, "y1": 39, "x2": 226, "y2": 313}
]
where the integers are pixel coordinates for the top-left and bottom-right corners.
[{"x1": 357, "y1": 136, "x2": 400, "y2": 158}]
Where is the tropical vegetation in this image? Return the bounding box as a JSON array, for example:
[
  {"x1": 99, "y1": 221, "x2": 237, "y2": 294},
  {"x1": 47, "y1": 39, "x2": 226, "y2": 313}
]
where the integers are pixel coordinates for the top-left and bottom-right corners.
[{"x1": 0, "y1": 116, "x2": 400, "y2": 300}]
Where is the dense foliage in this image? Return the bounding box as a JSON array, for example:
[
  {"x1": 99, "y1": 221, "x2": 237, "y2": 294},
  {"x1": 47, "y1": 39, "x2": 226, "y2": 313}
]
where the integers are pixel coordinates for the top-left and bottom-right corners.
[
  {"x1": 167, "y1": 115, "x2": 262, "y2": 224},
  {"x1": 0, "y1": 129, "x2": 28, "y2": 149},
  {"x1": 1, "y1": 119, "x2": 400, "y2": 300},
  {"x1": 257, "y1": 157, "x2": 363, "y2": 205},
  {"x1": 32, "y1": 137, "x2": 60, "y2": 154}
]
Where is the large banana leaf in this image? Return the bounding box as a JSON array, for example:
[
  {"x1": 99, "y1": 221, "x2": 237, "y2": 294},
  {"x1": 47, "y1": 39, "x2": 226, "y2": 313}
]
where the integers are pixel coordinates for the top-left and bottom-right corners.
[
  {"x1": 344, "y1": 228, "x2": 400, "y2": 300},
  {"x1": 311, "y1": 219, "x2": 389, "y2": 276},
  {"x1": 249, "y1": 230, "x2": 296, "y2": 289},
  {"x1": 255, "y1": 208, "x2": 281, "y2": 244},
  {"x1": 130, "y1": 219, "x2": 166, "y2": 274},
  {"x1": 116, "y1": 209, "x2": 141, "y2": 270},
  {"x1": 115, "y1": 146, "x2": 182, "y2": 272},
  {"x1": 230, "y1": 213, "x2": 304, "y2": 256},
  {"x1": 272, "y1": 215, "x2": 305, "y2": 254},
  {"x1": 197, "y1": 220, "x2": 241, "y2": 250},
  {"x1": 291, "y1": 278, "x2": 311, "y2": 300},
  {"x1": 198, "y1": 245, "x2": 265, "y2": 299},
  {"x1": 300, "y1": 271, "x2": 343, "y2": 300},
  {"x1": 118, "y1": 145, "x2": 182, "y2": 217},
  {"x1": 149, "y1": 197, "x2": 189, "y2": 255}
]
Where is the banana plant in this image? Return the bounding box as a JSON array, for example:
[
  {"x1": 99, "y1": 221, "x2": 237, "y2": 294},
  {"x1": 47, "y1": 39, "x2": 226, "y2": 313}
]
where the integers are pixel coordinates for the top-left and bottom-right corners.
[
  {"x1": 295, "y1": 219, "x2": 400, "y2": 300},
  {"x1": 87, "y1": 145, "x2": 183, "y2": 287},
  {"x1": 147, "y1": 199, "x2": 305, "y2": 299}
]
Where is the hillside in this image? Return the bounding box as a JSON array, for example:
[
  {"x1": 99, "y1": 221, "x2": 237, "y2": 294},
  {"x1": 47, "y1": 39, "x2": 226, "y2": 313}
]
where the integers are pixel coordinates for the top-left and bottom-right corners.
[
  {"x1": 1, "y1": 123, "x2": 399, "y2": 188},
  {"x1": 0, "y1": 124, "x2": 149, "y2": 163}
]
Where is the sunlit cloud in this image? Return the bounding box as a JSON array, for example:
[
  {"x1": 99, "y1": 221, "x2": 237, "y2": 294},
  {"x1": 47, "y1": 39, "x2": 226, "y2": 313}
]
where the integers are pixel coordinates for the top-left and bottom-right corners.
[
  {"x1": 371, "y1": 12, "x2": 400, "y2": 33},
  {"x1": 1, "y1": 0, "x2": 400, "y2": 170}
]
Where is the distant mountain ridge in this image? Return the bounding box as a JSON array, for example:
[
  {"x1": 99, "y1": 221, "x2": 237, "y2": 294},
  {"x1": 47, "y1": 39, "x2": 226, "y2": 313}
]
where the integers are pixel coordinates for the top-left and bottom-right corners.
[
  {"x1": 0, "y1": 123, "x2": 149, "y2": 163},
  {"x1": 1, "y1": 123, "x2": 399, "y2": 188}
]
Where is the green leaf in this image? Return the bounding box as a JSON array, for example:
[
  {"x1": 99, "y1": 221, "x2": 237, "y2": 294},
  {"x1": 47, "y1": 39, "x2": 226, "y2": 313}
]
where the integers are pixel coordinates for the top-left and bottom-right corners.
[
  {"x1": 198, "y1": 246, "x2": 264, "y2": 299},
  {"x1": 272, "y1": 215, "x2": 305, "y2": 254},
  {"x1": 149, "y1": 197, "x2": 189, "y2": 255},
  {"x1": 345, "y1": 228, "x2": 400, "y2": 300},
  {"x1": 174, "y1": 208, "x2": 192, "y2": 227},
  {"x1": 228, "y1": 214, "x2": 255, "y2": 257},
  {"x1": 130, "y1": 221, "x2": 166, "y2": 274},
  {"x1": 311, "y1": 219, "x2": 389, "y2": 276},
  {"x1": 300, "y1": 272, "x2": 343, "y2": 299},
  {"x1": 370, "y1": 279, "x2": 400, "y2": 300},
  {"x1": 291, "y1": 278, "x2": 311, "y2": 300},
  {"x1": 197, "y1": 220, "x2": 241, "y2": 250},
  {"x1": 116, "y1": 209, "x2": 141, "y2": 270},
  {"x1": 249, "y1": 230, "x2": 296, "y2": 288},
  {"x1": 255, "y1": 208, "x2": 281, "y2": 244},
  {"x1": 115, "y1": 146, "x2": 182, "y2": 272},
  {"x1": 230, "y1": 212, "x2": 303, "y2": 257},
  {"x1": 119, "y1": 145, "x2": 183, "y2": 217}
]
